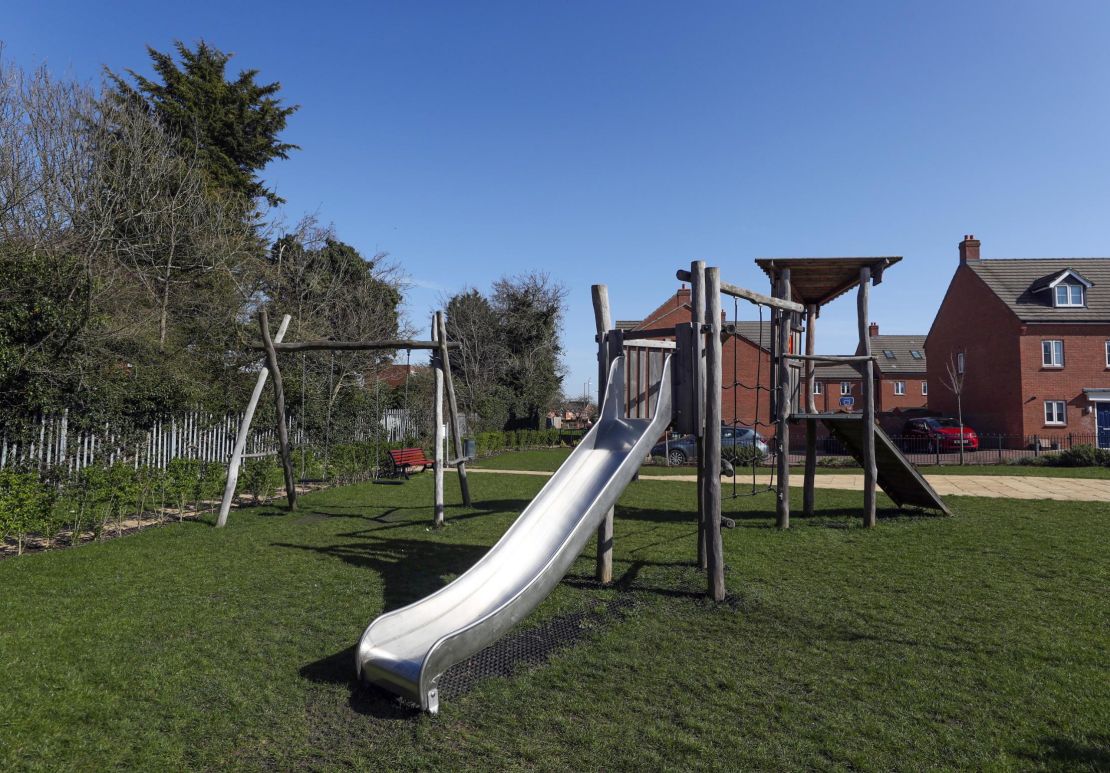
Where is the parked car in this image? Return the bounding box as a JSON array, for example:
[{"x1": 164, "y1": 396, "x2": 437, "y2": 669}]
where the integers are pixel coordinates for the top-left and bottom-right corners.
[
  {"x1": 650, "y1": 426, "x2": 769, "y2": 465},
  {"x1": 900, "y1": 417, "x2": 979, "y2": 452}
]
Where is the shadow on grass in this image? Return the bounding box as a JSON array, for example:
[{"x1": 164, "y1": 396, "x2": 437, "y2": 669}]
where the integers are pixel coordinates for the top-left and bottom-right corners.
[
  {"x1": 300, "y1": 645, "x2": 423, "y2": 720},
  {"x1": 1021, "y1": 736, "x2": 1110, "y2": 769},
  {"x1": 277, "y1": 534, "x2": 489, "y2": 612},
  {"x1": 564, "y1": 558, "x2": 708, "y2": 601}
]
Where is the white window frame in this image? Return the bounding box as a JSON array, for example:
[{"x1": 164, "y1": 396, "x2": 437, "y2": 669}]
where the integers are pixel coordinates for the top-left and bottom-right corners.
[
  {"x1": 1054, "y1": 284, "x2": 1085, "y2": 307},
  {"x1": 812, "y1": 380, "x2": 823, "y2": 395},
  {"x1": 840, "y1": 381, "x2": 852, "y2": 396},
  {"x1": 921, "y1": 381, "x2": 928, "y2": 396},
  {"x1": 894, "y1": 381, "x2": 905, "y2": 395},
  {"x1": 1044, "y1": 400, "x2": 1066, "y2": 426},
  {"x1": 1105, "y1": 340, "x2": 1110, "y2": 368},
  {"x1": 956, "y1": 352, "x2": 965, "y2": 374},
  {"x1": 1041, "y1": 339, "x2": 1064, "y2": 368}
]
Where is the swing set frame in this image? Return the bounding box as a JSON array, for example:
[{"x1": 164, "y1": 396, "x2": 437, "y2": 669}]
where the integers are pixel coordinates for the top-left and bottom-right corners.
[{"x1": 215, "y1": 309, "x2": 470, "y2": 528}]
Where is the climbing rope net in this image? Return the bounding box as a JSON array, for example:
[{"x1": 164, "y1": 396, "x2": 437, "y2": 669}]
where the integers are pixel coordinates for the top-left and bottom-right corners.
[{"x1": 721, "y1": 296, "x2": 801, "y2": 499}]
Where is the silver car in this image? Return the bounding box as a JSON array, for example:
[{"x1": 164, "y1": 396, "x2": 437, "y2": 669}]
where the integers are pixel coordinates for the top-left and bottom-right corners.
[{"x1": 650, "y1": 426, "x2": 769, "y2": 466}]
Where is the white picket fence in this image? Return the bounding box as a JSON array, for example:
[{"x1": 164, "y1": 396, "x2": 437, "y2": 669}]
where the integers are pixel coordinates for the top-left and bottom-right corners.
[
  {"x1": 1, "y1": 408, "x2": 472, "y2": 475},
  {"x1": 0, "y1": 410, "x2": 302, "y2": 474}
]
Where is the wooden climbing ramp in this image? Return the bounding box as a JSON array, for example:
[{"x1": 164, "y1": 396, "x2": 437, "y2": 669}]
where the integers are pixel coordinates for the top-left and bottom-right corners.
[{"x1": 795, "y1": 413, "x2": 953, "y2": 516}]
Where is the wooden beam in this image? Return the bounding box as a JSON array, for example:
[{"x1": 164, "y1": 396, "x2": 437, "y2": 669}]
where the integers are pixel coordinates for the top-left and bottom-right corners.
[
  {"x1": 621, "y1": 338, "x2": 677, "y2": 350},
  {"x1": 217, "y1": 313, "x2": 291, "y2": 528},
  {"x1": 803, "y1": 304, "x2": 817, "y2": 517},
  {"x1": 616, "y1": 326, "x2": 678, "y2": 341},
  {"x1": 690, "y1": 260, "x2": 707, "y2": 570},
  {"x1": 676, "y1": 269, "x2": 804, "y2": 313},
  {"x1": 432, "y1": 316, "x2": 446, "y2": 528},
  {"x1": 784, "y1": 353, "x2": 877, "y2": 363},
  {"x1": 775, "y1": 270, "x2": 791, "y2": 529},
  {"x1": 249, "y1": 339, "x2": 457, "y2": 353},
  {"x1": 858, "y1": 267, "x2": 877, "y2": 527},
  {"x1": 258, "y1": 310, "x2": 296, "y2": 511},
  {"x1": 436, "y1": 311, "x2": 471, "y2": 507},
  {"x1": 703, "y1": 267, "x2": 725, "y2": 601},
  {"x1": 591, "y1": 285, "x2": 614, "y2": 585}
]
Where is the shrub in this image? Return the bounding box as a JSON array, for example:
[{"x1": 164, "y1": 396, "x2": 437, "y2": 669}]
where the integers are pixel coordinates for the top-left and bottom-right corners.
[
  {"x1": 0, "y1": 469, "x2": 52, "y2": 554},
  {"x1": 723, "y1": 445, "x2": 766, "y2": 467},
  {"x1": 816, "y1": 456, "x2": 861, "y2": 468},
  {"x1": 1057, "y1": 444, "x2": 1110, "y2": 467},
  {"x1": 241, "y1": 458, "x2": 282, "y2": 504}
]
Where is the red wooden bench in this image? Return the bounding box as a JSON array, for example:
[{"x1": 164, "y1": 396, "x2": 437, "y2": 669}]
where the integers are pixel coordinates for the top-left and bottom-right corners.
[{"x1": 387, "y1": 447, "x2": 434, "y2": 478}]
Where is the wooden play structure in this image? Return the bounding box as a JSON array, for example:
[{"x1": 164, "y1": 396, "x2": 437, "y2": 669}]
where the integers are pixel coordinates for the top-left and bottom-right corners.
[
  {"x1": 215, "y1": 309, "x2": 471, "y2": 528},
  {"x1": 591, "y1": 257, "x2": 951, "y2": 601}
]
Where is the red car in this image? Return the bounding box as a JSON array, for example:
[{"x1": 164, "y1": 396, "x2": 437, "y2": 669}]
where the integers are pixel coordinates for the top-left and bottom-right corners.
[{"x1": 901, "y1": 418, "x2": 979, "y2": 452}]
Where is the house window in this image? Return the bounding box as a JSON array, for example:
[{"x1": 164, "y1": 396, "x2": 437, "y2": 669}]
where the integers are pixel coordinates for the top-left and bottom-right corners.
[
  {"x1": 840, "y1": 382, "x2": 852, "y2": 395},
  {"x1": 910, "y1": 350, "x2": 923, "y2": 360},
  {"x1": 1055, "y1": 284, "x2": 1085, "y2": 307},
  {"x1": 883, "y1": 350, "x2": 895, "y2": 359},
  {"x1": 1044, "y1": 400, "x2": 1066, "y2": 426},
  {"x1": 1041, "y1": 340, "x2": 1064, "y2": 368},
  {"x1": 957, "y1": 352, "x2": 965, "y2": 374},
  {"x1": 921, "y1": 381, "x2": 928, "y2": 396},
  {"x1": 812, "y1": 380, "x2": 823, "y2": 395},
  {"x1": 894, "y1": 381, "x2": 905, "y2": 395},
  {"x1": 1105, "y1": 340, "x2": 1110, "y2": 368}
]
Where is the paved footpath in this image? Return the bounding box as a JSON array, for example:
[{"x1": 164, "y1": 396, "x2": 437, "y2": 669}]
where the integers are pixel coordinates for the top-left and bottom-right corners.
[{"x1": 466, "y1": 468, "x2": 1110, "y2": 502}]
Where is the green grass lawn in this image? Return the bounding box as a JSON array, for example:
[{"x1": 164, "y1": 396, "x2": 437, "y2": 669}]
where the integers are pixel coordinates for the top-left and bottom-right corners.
[
  {"x1": 1, "y1": 474, "x2": 1108, "y2": 770},
  {"x1": 474, "y1": 446, "x2": 1110, "y2": 479}
]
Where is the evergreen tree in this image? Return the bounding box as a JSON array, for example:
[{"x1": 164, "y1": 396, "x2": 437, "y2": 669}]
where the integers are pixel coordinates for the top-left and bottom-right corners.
[{"x1": 107, "y1": 40, "x2": 298, "y2": 207}]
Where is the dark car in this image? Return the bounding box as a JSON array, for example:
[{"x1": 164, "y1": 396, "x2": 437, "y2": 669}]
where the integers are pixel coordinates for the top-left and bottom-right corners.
[
  {"x1": 901, "y1": 417, "x2": 979, "y2": 452},
  {"x1": 650, "y1": 426, "x2": 769, "y2": 465}
]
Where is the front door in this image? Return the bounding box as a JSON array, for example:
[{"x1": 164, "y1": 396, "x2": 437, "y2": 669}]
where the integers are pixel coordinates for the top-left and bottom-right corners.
[{"x1": 1098, "y1": 403, "x2": 1110, "y2": 449}]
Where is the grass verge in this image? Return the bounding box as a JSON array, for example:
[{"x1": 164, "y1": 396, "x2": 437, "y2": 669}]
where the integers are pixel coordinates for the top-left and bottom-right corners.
[{"x1": 1, "y1": 474, "x2": 1107, "y2": 770}]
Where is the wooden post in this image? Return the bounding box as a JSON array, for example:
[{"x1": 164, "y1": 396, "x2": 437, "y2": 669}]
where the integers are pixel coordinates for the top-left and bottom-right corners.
[
  {"x1": 436, "y1": 311, "x2": 471, "y2": 506},
  {"x1": 703, "y1": 267, "x2": 725, "y2": 601},
  {"x1": 690, "y1": 260, "x2": 708, "y2": 569},
  {"x1": 217, "y1": 313, "x2": 291, "y2": 527},
  {"x1": 803, "y1": 303, "x2": 817, "y2": 517},
  {"x1": 259, "y1": 310, "x2": 297, "y2": 511},
  {"x1": 591, "y1": 284, "x2": 615, "y2": 584},
  {"x1": 775, "y1": 270, "x2": 792, "y2": 529},
  {"x1": 858, "y1": 267, "x2": 878, "y2": 527},
  {"x1": 433, "y1": 316, "x2": 446, "y2": 527}
]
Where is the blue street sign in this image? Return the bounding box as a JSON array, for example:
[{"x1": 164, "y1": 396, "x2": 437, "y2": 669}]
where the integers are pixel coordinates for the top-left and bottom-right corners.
[{"x1": 839, "y1": 396, "x2": 855, "y2": 408}]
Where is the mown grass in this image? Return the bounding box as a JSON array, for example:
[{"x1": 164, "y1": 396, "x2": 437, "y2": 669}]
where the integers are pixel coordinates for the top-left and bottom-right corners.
[
  {"x1": 1, "y1": 473, "x2": 1107, "y2": 770},
  {"x1": 475, "y1": 446, "x2": 1110, "y2": 479}
]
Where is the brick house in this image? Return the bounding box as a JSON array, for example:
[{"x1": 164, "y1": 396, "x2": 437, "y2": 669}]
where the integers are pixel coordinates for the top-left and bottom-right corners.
[
  {"x1": 619, "y1": 287, "x2": 775, "y2": 433},
  {"x1": 807, "y1": 324, "x2": 928, "y2": 415},
  {"x1": 925, "y1": 235, "x2": 1110, "y2": 448}
]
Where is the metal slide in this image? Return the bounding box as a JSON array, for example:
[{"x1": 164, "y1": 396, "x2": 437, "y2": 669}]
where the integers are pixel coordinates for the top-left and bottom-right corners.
[{"x1": 357, "y1": 355, "x2": 672, "y2": 713}]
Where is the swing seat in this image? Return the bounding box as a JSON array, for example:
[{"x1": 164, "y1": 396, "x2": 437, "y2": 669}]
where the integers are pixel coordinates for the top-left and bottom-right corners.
[{"x1": 388, "y1": 448, "x2": 434, "y2": 478}]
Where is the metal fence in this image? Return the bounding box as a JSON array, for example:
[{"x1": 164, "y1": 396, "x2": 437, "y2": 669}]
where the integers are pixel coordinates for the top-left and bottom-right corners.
[{"x1": 783, "y1": 432, "x2": 1103, "y2": 467}]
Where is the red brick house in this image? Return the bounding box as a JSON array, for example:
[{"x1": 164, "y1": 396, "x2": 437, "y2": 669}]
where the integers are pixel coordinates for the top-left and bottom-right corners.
[
  {"x1": 925, "y1": 235, "x2": 1110, "y2": 448},
  {"x1": 808, "y1": 324, "x2": 928, "y2": 415},
  {"x1": 619, "y1": 287, "x2": 774, "y2": 432}
]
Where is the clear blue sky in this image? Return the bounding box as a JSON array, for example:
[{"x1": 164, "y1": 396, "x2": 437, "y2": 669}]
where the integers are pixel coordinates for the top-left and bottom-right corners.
[{"x1": 8, "y1": 1, "x2": 1110, "y2": 400}]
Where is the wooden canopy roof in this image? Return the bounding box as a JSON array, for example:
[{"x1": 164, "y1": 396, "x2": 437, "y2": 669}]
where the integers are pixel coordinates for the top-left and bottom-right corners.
[{"x1": 754, "y1": 256, "x2": 902, "y2": 307}]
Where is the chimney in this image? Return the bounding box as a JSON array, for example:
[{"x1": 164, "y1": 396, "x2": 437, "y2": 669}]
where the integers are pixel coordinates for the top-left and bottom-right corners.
[
  {"x1": 959, "y1": 234, "x2": 981, "y2": 263},
  {"x1": 868, "y1": 322, "x2": 879, "y2": 337}
]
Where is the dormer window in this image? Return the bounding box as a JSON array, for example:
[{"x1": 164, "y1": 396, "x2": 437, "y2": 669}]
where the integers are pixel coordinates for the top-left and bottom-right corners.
[
  {"x1": 1031, "y1": 268, "x2": 1093, "y2": 308},
  {"x1": 1055, "y1": 283, "x2": 1085, "y2": 307}
]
